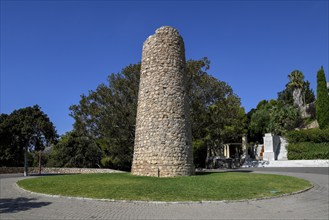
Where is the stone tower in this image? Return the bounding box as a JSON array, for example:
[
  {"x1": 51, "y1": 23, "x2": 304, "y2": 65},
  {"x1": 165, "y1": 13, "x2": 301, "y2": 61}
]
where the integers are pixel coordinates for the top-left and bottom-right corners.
[{"x1": 131, "y1": 26, "x2": 194, "y2": 177}]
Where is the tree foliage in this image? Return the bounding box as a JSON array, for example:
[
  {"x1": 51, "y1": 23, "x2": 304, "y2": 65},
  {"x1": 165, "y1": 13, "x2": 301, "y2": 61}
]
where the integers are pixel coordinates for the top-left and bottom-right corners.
[
  {"x1": 278, "y1": 81, "x2": 315, "y2": 106},
  {"x1": 278, "y1": 70, "x2": 315, "y2": 106},
  {"x1": 186, "y1": 58, "x2": 246, "y2": 167},
  {"x1": 248, "y1": 99, "x2": 301, "y2": 142},
  {"x1": 248, "y1": 100, "x2": 271, "y2": 141},
  {"x1": 69, "y1": 64, "x2": 140, "y2": 170},
  {"x1": 287, "y1": 70, "x2": 305, "y2": 90},
  {"x1": 248, "y1": 70, "x2": 315, "y2": 143},
  {"x1": 0, "y1": 105, "x2": 57, "y2": 167},
  {"x1": 268, "y1": 103, "x2": 301, "y2": 135},
  {"x1": 316, "y1": 66, "x2": 329, "y2": 129},
  {"x1": 48, "y1": 131, "x2": 102, "y2": 168},
  {"x1": 69, "y1": 58, "x2": 246, "y2": 169},
  {"x1": 288, "y1": 70, "x2": 305, "y2": 109}
]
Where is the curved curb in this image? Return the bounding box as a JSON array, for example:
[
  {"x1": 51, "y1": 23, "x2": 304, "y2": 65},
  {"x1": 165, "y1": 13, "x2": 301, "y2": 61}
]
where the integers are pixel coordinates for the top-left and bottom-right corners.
[{"x1": 15, "y1": 182, "x2": 314, "y2": 205}]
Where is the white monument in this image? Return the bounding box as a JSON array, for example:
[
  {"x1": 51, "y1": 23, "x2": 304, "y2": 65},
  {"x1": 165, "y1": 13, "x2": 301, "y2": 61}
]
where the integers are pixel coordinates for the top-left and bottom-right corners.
[
  {"x1": 263, "y1": 133, "x2": 287, "y2": 161},
  {"x1": 263, "y1": 133, "x2": 275, "y2": 161}
]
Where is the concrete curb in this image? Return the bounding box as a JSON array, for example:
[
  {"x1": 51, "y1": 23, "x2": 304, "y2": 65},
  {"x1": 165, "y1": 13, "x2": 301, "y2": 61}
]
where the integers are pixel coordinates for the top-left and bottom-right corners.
[{"x1": 242, "y1": 160, "x2": 329, "y2": 168}]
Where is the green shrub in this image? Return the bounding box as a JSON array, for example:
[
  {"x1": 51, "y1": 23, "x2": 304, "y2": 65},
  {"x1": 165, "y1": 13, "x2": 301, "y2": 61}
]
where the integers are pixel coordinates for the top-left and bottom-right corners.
[
  {"x1": 192, "y1": 140, "x2": 207, "y2": 168},
  {"x1": 286, "y1": 129, "x2": 329, "y2": 143},
  {"x1": 287, "y1": 142, "x2": 329, "y2": 160},
  {"x1": 100, "y1": 156, "x2": 112, "y2": 168}
]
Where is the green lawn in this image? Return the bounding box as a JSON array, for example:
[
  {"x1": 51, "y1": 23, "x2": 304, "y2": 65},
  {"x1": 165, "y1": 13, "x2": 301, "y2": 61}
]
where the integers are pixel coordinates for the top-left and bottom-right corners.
[{"x1": 17, "y1": 172, "x2": 312, "y2": 201}]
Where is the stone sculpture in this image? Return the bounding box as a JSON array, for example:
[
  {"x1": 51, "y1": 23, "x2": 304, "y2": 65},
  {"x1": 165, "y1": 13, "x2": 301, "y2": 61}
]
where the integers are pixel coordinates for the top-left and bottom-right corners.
[{"x1": 131, "y1": 26, "x2": 194, "y2": 177}]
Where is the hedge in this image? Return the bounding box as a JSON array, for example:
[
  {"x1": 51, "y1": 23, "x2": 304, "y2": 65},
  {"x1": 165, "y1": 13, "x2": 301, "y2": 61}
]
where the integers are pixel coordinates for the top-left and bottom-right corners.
[
  {"x1": 287, "y1": 142, "x2": 329, "y2": 160},
  {"x1": 286, "y1": 128, "x2": 329, "y2": 143}
]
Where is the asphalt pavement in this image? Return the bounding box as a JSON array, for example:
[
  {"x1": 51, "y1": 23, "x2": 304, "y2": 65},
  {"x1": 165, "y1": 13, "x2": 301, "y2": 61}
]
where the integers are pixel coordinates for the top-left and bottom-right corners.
[{"x1": 1, "y1": 167, "x2": 328, "y2": 219}]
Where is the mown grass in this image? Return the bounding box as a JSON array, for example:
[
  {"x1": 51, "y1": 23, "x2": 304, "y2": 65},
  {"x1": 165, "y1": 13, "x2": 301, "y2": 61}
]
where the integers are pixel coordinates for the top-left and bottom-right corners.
[{"x1": 17, "y1": 172, "x2": 311, "y2": 201}]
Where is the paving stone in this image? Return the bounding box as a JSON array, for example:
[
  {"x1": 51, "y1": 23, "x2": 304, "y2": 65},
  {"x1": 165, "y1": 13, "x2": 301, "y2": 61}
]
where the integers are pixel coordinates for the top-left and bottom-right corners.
[{"x1": 0, "y1": 169, "x2": 328, "y2": 219}]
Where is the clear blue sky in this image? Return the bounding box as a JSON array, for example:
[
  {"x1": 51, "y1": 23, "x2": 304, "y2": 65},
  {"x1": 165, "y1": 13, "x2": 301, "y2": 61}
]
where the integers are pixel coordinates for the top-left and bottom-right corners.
[{"x1": 1, "y1": 0, "x2": 328, "y2": 135}]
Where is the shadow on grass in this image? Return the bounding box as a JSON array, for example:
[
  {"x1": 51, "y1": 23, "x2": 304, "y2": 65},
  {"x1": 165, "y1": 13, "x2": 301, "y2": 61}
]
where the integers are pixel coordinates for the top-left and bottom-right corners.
[
  {"x1": 29, "y1": 173, "x2": 78, "y2": 177},
  {"x1": 0, "y1": 173, "x2": 79, "y2": 180},
  {"x1": 0, "y1": 197, "x2": 51, "y2": 214},
  {"x1": 196, "y1": 169, "x2": 254, "y2": 175}
]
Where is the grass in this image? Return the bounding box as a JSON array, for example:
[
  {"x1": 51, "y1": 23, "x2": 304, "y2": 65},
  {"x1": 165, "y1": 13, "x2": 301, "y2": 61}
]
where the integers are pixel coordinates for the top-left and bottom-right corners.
[{"x1": 17, "y1": 172, "x2": 312, "y2": 201}]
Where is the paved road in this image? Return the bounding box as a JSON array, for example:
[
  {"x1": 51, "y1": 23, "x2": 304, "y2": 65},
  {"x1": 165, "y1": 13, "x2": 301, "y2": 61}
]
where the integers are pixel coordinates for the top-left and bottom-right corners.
[{"x1": 1, "y1": 168, "x2": 328, "y2": 219}]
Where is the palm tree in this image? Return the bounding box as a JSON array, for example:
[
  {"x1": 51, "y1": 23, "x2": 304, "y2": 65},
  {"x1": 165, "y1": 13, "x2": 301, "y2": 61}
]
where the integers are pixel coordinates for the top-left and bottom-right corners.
[{"x1": 287, "y1": 70, "x2": 305, "y2": 109}]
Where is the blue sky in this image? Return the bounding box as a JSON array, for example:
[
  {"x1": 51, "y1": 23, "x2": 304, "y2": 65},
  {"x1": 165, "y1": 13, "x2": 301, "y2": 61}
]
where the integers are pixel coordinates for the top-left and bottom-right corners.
[{"x1": 1, "y1": 0, "x2": 328, "y2": 135}]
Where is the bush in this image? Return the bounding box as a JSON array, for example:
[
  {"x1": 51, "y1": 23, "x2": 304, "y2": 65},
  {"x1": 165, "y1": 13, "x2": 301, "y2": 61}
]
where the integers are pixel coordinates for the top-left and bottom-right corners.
[
  {"x1": 192, "y1": 140, "x2": 207, "y2": 168},
  {"x1": 48, "y1": 132, "x2": 102, "y2": 168},
  {"x1": 287, "y1": 142, "x2": 329, "y2": 160},
  {"x1": 286, "y1": 129, "x2": 329, "y2": 143},
  {"x1": 100, "y1": 156, "x2": 112, "y2": 168}
]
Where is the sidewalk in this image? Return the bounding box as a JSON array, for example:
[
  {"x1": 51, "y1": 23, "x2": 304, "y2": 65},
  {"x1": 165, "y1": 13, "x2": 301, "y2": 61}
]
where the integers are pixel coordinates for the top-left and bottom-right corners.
[{"x1": 1, "y1": 168, "x2": 328, "y2": 219}]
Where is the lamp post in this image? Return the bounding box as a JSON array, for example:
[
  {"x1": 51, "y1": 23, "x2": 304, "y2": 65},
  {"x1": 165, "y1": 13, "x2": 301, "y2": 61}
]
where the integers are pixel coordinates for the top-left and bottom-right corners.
[{"x1": 24, "y1": 145, "x2": 28, "y2": 177}]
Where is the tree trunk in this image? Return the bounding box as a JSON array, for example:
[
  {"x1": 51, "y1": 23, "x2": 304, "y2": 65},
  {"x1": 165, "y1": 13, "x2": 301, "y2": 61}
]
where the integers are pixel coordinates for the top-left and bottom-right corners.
[
  {"x1": 24, "y1": 145, "x2": 28, "y2": 177},
  {"x1": 293, "y1": 88, "x2": 303, "y2": 109},
  {"x1": 205, "y1": 143, "x2": 210, "y2": 168},
  {"x1": 38, "y1": 150, "x2": 42, "y2": 175}
]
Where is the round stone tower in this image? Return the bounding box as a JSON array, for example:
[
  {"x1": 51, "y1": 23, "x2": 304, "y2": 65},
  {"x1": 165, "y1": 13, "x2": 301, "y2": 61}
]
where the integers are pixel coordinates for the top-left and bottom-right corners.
[{"x1": 131, "y1": 26, "x2": 195, "y2": 177}]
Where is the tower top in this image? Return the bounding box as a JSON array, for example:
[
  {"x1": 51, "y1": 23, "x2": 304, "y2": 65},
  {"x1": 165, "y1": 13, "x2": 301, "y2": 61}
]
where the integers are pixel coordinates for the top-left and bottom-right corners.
[{"x1": 155, "y1": 26, "x2": 180, "y2": 36}]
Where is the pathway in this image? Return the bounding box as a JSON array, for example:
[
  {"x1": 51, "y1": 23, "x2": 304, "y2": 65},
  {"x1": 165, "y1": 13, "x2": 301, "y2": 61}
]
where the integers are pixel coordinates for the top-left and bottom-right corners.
[{"x1": 1, "y1": 168, "x2": 328, "y2": 219}]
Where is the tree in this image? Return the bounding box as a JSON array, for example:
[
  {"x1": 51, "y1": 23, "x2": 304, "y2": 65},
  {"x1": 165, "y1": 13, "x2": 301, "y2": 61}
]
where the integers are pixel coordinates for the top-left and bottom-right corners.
[
  {"x1": 0, "y1": 105, "x2": 57, "y2": 175},
  {"x1": 177, "y1": 58, "x2": 247, "y2": 167},
  {"x1": 316, "y1": 66, "x2": 329, "y2": 129},
  {"x1": 248, "y1": 99, "x2": 301, "y2": 142},
  {"x1": 48, "y1": 131, "x2": 102, "y2": 168},
  {"x1": 249, "y1": 100, "x2": 272, "y2": 142},
  {"x1": 287, "y1": 70, "x2": 305, "y2": 109},
  {"x1": 203, "y1": 97, "x2": 247, "y2": 163},
  {"x1": 70, "y1": 58, "x2": 246, "y2": 169},
  {"x1": 70, "y1": 64, "x2": 140, "y2": 171},
  {"x1": 277, "y1": 86, "x2": 294, "y2": 105},
  {"x1": 0, "y1": 114, "x2": 24, "y2": 167},
  {"x1": 248, "y1": 69, "x2": 316, "y2": 143},
  {"x1": 278, "y1": 79, "x2": 315, "y2": 106},
  {"x1": 303, "y1": 81, "x2": 316, "y2": 104},
  {"x1": 268, "y1": 102, "x2": 301, "y2": 135}
]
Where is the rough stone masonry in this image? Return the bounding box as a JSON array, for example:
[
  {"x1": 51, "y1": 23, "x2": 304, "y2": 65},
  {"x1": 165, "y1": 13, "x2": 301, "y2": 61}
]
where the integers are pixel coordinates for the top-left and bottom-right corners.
[{"x1": 131, "y1": 26, "x2": 195, "y2": 177}]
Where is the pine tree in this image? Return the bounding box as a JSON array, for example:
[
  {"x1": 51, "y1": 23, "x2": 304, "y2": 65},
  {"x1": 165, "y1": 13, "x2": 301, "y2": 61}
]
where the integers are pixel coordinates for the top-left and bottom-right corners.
[{"x1": 316, "y1": 66, "x2": 329, "y2": 129}]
